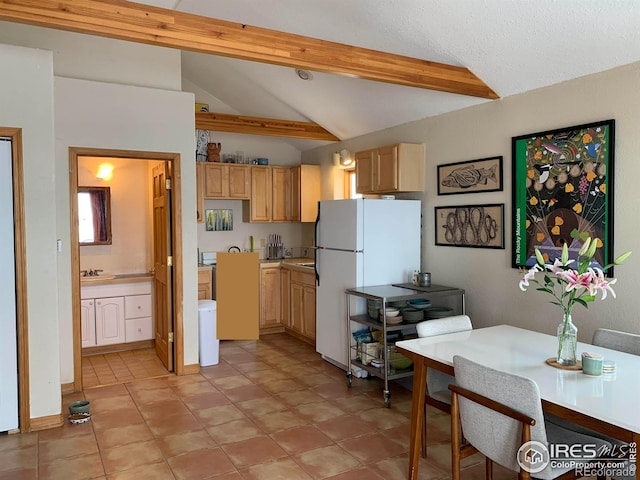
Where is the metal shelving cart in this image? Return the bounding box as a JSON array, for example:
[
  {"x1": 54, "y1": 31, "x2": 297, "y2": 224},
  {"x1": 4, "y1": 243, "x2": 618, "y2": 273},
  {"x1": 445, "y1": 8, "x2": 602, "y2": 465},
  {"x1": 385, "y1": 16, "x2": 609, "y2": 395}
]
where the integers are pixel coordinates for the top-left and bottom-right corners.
[{"x1": 345, "y1": 284, "x2": 465, "y2": 407}]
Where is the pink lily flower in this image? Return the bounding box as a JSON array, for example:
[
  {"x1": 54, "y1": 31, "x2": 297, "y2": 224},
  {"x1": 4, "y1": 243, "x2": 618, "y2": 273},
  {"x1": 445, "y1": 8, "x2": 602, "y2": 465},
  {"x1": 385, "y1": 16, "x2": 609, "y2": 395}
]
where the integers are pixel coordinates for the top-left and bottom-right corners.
[
  {"x1": 556, "y1": 269, "x2": 593, "y2": 292},
  {"x1": 590, "y1": 268, "x2": 618, "y2": 299},
  {"x1": 519, "y1": 264, "x2": 542, "y2": 291},
  {"x1": 546, "y1": 258, "x2": 571, "y2": 274}
]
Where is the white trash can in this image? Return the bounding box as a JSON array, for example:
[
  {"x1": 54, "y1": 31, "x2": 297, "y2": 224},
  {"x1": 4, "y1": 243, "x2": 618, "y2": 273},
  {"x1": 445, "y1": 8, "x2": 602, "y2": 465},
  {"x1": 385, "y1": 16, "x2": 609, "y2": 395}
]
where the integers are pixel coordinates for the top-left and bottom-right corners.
[{"x1": 198, "y1": 300, "x2": 219, "y2": 366}]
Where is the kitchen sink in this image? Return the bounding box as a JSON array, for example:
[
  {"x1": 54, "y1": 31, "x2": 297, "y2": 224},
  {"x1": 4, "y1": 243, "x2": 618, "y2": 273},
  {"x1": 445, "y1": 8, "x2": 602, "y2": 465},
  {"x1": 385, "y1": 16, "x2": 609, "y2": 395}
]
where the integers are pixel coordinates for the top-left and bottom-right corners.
[{"x1": 81, "y1": 274, "x2": 116, "y2": 282}]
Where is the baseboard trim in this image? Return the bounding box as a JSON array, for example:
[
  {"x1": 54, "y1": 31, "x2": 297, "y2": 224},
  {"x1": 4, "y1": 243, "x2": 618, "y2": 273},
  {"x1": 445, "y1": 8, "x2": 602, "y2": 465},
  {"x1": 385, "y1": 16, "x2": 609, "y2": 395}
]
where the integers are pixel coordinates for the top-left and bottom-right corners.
[
  {"x1": 259, "y1": 325, "x2": 285, "y2": 335},
  {"x1": 283, "y1": 327, "x2": 315, "y2": 346},
  {"x1": 29, "y1": 413, "x2": 64, "y2": 432},
  {"x1": 61, "y1": 382, "x2": 75, "y2": 395},
  {"x1": 82, "y1": 339, "x2": 154, "y2": 356},
  {"x1": 182, "y1": 363, "x2": 200, "y2": 375}
]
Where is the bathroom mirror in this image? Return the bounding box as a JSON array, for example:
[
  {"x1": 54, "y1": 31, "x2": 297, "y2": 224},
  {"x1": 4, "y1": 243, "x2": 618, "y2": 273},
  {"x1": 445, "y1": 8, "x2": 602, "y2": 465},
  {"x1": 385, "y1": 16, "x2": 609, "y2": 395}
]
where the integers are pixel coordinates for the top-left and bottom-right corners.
[{"x1": 78, "y1": 186, "x2": 112, "y2": 245}]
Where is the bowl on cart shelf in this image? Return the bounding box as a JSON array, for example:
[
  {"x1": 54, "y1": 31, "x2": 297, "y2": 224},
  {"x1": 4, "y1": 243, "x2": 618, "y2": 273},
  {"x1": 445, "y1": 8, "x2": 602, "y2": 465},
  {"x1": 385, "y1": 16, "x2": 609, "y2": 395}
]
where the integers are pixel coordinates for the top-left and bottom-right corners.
[
  {"x1": 388, "y1": 300, "x2": 409, "y2": 309},
  {"x1": 380, "y1": 307, "x2": 400, "y2": 317},
  {"x1": 401, "y1": 307, "x2": 424, "y2": 323},
  {"x1": 380, "y1": 314, "x2": 403, "y2": 325},
  {"x1": 424, "y1": 306, "x2": 454, "y2": 319},
  {"x1": 409, "y1": 298, "x2": 431, "y2": 309},
  {"x1": 368, "y1": 299, "x2": 384, "y2": 319},
  {"x1": 388, "y1": 350, "x2": 413, "y2": 370}
]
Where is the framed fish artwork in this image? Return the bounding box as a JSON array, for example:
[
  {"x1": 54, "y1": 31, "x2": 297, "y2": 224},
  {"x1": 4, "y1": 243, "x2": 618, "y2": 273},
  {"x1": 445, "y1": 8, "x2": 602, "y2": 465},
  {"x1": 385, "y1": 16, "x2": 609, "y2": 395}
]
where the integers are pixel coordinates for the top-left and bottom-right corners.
[
  {"x1": 511, "y1": 119, "x2": 615, "y2": 272},
  {"x1": 437, "y1": 156, "x2": 503, "y2": 195},
  {"x1": 434, "y1": 204, "x2": 505, "y2": 249}
]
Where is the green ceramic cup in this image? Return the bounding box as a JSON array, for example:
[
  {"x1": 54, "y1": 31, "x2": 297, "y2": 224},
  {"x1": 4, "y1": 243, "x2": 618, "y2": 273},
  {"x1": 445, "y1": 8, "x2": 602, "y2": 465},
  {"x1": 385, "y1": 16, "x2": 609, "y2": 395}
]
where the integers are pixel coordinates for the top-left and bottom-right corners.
[{"x1": 582, "y1": 352, "x2": 604, "y2": 376}]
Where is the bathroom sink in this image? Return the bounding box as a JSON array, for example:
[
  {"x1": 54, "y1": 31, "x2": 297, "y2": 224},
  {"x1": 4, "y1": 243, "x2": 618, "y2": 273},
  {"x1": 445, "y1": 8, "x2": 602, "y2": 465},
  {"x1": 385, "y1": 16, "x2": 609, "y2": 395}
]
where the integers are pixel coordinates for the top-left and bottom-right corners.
[{"x1": 80, "y1": 274, "x2": 116, "y2": 282}]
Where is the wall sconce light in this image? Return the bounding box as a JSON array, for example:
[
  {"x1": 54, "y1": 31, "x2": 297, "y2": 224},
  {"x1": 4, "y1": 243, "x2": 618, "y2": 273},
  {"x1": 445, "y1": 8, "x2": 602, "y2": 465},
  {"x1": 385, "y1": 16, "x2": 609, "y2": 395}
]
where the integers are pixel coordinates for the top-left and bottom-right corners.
[
  {"x1": 332, "y1": 149, "x2": 353, "y2": 168},
  {"x1": 96, "y1": 163, "x2": 114, "y2": 180}
]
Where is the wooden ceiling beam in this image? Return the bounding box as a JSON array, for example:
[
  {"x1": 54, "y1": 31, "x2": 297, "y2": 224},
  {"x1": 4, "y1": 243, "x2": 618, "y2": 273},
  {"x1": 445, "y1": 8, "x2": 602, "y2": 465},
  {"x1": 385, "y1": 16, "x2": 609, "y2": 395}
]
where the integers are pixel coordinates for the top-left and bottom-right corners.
[
  {"x1": 196, "y1": 112, "x2": 339, "y2": 141},
  {"x1": 0, "y1": 0, "x2": 499, "y2": 99}
]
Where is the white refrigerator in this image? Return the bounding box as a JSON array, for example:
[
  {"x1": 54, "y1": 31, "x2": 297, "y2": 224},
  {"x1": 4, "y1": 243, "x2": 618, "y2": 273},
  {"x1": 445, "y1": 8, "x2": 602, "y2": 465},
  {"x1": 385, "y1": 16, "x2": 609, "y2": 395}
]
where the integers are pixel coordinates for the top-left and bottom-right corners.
[{"x1": 314, "y1": 199, "x2": 421, "y2": 368}]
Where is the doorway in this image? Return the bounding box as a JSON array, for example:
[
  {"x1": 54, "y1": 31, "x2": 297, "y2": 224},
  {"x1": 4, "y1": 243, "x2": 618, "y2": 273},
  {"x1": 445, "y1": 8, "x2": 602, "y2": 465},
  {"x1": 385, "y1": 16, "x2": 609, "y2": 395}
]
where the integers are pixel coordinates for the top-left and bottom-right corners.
[
  {"x1": 0, "y1": 127, "x2": 29, "y2": 432},
  {"x1": 69, "y1": 147, "x2": 184, "y2": 392}
]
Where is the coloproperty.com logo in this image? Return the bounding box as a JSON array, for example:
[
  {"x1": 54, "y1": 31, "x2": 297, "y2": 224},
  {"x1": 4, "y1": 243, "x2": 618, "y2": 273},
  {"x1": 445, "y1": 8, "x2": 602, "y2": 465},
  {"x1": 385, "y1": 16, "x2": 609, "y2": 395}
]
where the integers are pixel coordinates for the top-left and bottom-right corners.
[{"x1": 517, "y1": 441, "x2": 637, "y2": 477}]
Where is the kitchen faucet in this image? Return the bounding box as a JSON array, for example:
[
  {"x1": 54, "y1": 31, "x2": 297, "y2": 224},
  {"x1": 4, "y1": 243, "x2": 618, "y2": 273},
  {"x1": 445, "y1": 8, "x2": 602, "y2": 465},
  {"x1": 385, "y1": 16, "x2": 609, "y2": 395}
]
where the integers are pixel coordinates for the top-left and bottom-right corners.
[{"x1": 81, "y1": 269, "x2": 103, "y2": 277}]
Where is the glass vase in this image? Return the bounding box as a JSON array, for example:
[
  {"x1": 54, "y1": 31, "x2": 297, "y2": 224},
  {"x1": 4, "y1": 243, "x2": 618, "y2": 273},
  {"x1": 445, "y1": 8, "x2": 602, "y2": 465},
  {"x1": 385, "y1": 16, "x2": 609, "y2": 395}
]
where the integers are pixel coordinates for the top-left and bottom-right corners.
[{"x1": 557, "y1": 314, "x2": 578, "y2": 366}]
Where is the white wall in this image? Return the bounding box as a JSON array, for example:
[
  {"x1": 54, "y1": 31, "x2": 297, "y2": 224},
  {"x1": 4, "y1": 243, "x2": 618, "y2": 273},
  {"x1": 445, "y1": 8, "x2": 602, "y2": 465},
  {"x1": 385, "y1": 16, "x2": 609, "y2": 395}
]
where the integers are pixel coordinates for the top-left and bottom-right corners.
[
  {"x1": 78, "y1": 157, "x2": 152, "y2": 274},
  {"x1": 202, "y1": 131, "x2": 304, "y2": 167},
  {"x1": 55, "y1": 77, "x2": 199, "y2": 384},
  {"x1": 197, "y1": 199, "x2": 304, "y2": 258},
  {"x1": 0, "y1": 21, "x2": 181, "y2": 90},
  {"x1": 304, "y1": 63, "x2": 640, "y2": 342},
  {"x1": 0, "y1": 44, "x2": 60, "y2": 419}
]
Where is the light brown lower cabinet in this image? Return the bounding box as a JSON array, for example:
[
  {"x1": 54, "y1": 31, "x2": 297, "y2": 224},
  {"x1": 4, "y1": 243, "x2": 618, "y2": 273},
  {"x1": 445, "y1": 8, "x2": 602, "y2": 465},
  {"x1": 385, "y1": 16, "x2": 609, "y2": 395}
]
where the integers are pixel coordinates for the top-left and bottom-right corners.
[
  {"x1": 288, "y1": 269, "x2": 316, "y2": 344},
  {"x1": 259, "y1": 266, "x2": 283, "y2": 334},
  {"x1": 280, "y1": 268, "x2": 291, "y2": 330},
  {"x1": 197, "y1": 269, "x2": 212, "y2": 300},
  {"x1": 259, "y1": 265, "x2": 316, "y2": 342}
]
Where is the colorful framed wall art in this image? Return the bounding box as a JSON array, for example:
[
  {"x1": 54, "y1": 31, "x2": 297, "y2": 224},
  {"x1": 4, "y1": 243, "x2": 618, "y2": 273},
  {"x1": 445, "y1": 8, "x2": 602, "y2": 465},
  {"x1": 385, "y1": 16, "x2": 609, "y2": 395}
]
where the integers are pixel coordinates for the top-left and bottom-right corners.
[
  {"x1": 205, "y1": 209, "x2": 233, "y2": 231},
  {"x1": 511, "y1": 119, "x2": 615, "y2": 270}
]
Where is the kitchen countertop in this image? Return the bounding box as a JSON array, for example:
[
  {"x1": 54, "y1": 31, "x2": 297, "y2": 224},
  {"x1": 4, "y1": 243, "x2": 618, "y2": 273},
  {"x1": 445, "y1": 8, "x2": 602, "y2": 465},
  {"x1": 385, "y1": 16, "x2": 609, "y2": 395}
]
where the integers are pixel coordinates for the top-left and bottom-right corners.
[
  {"x1": 260, "y1": 257, "x2": 315, "y2": 272},
  {"x1": 199, "y1": 257, "x2": 314, "y2": 271}
]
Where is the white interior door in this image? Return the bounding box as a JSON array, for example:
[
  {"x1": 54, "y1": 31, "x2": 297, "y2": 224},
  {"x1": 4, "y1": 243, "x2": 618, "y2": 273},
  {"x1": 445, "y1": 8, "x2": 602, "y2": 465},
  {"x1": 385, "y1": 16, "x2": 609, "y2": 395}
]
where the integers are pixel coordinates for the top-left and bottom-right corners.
[{"x1": 0, "y1": 138, "x2": 18, "y2": 432}]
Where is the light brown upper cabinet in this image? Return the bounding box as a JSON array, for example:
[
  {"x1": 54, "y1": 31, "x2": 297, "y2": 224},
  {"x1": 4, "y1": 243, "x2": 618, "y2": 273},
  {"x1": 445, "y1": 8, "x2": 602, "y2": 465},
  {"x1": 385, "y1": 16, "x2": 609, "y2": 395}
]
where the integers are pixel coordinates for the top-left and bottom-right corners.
[
  {"x1": 355, "y1": 143, "x2": 425, "y2": 194},
  {"x1": 273, "y1": 165, "x2": 321, "y2": 223},
  {"x1": 244, "y1": 164, "x2": 321, "y2": 223},
  {"x1": 243, "y1": 165, "x2": 272, "y2": 222},
  {"x1": 202, "y1": 163, "x2": 251, "y2": 199},
  {"x1": 272, "y1": 166, "x2": 294, "y2": 222},
  {"x1": 295, "y1": 165, "x2": 321, "y2": 222}
]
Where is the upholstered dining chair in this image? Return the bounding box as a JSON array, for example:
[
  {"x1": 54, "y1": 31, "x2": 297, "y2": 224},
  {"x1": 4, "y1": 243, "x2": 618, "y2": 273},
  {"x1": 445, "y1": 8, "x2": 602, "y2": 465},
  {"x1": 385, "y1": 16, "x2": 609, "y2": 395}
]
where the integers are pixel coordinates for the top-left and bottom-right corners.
[
  {"x1": 415, "y1": 314, "x2": 472, "y2": 457},
  {"x1": 592, "y1": 328, "x2": 640, "y2": 356},
  {"x1": 450, "y1": 355, "x2": 613, "y2": 480}
]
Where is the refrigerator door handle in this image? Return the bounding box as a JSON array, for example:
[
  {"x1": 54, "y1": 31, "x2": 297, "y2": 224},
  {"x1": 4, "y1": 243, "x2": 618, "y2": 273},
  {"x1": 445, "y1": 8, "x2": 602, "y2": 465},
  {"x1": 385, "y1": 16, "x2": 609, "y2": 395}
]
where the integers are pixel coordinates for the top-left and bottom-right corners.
[
  {"x1": 315, "y1": 249, "x2": 319, "y2": 286},
  {"x1": 316, "y1": 246, "x2": 364, "y2": 253},
  {"x1": 314, "y1": 201, "x2": 320, "y2": 286}
]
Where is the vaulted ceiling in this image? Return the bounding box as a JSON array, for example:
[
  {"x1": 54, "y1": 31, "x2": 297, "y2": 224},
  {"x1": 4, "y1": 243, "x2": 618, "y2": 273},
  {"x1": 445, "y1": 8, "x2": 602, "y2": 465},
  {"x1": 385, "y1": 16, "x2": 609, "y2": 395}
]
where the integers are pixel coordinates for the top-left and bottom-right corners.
[
  {"x1": 4, "y1": 1, "x2": 640, "y2": 151},
  {"x1": 144, "y1": 0, "x2": 640, "y2": 150}
]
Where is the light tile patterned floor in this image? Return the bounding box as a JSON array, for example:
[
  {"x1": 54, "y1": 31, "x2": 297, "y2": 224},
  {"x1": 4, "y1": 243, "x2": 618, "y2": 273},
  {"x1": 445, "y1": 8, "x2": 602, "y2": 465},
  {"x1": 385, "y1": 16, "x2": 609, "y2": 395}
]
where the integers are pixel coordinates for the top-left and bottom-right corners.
[
  {"x1": 82, "y1": 348, "x2": 171, "y2": 388},
  {"x1": 0, "y1": 333, "x2": 513, "y2": 479}
]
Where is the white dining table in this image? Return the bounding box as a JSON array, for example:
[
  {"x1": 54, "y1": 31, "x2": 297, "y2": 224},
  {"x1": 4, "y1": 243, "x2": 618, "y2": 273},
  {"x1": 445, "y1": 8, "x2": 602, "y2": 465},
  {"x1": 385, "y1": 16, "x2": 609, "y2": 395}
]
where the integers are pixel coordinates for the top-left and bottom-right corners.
[{"x1": 396, "y1": 325, "x2": 640, "y2": 480}]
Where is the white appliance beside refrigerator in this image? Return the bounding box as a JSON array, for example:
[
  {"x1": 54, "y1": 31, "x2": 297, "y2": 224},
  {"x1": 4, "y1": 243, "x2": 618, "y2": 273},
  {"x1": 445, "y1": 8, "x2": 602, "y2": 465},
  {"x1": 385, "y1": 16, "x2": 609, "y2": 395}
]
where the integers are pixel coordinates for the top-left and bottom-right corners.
[{"x1": 314, "y1": 199, "x2": 421, "y2": 369}]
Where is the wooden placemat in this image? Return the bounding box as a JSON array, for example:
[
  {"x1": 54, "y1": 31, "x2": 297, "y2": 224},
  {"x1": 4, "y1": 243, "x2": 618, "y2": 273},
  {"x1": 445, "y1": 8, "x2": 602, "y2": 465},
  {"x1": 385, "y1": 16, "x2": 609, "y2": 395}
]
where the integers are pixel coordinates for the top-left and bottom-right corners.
[{"x1": 545, "y1": 357, "x2": 582, "y2": 370}]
